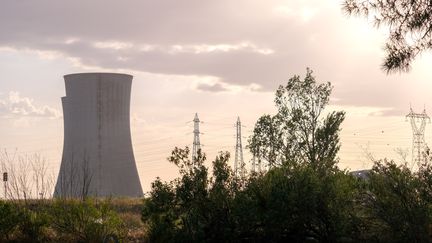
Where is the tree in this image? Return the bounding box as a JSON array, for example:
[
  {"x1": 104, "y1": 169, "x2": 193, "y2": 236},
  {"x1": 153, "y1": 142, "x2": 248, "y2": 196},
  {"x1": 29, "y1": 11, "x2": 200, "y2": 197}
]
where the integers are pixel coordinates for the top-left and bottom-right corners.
[
  {"x1": 343, "y1": 0, "x2": 432, "y2": 73},
  {"x1": 248, "y1": 68, "x2": 345, "y2": 169},
  {"x1": 142, "y1": 147, "x2": 239, "y2": 242},
  {"x1": 362, "y1": 160, "x2": 432, "y2": 242},
  {"x1": 0, "y1": 150, "x2": 54, "y2": 200},
  {"x1": 232, "y1": 163, "x2": 363, "y2": 242},
  {"x1": 248, "y1": 115, "x2": 284, "y2": 169}
]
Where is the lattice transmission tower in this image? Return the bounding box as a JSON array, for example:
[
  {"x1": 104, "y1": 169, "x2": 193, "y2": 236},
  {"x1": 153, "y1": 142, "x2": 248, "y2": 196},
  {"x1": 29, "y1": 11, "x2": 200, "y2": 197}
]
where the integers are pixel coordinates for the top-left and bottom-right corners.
[
  {"x1": 234, "y1": 117, "x2": 245, "y2": 177},
  {"x1": 192, "y1": 113, "x2": 201, "y2": 163},
  {"x1": 406, "y1": 108, "x2": 430, "y2": 169}
]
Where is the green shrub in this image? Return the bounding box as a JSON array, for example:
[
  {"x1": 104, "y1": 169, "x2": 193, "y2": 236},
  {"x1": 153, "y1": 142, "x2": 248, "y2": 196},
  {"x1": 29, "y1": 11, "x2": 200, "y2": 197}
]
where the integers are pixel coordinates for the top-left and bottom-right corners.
[
  {"x1": 50, "y1": 198, "x2": 126, "y2": 242},
  {"x1": 17, "y1": 208, "x2": 49, "y2": 242},
  {"x1": 0, "y1": 200, "x2": 21, "y2": 241},
  {"x1": 362, "y1": 160, "x2": 432, "y2": 242}
]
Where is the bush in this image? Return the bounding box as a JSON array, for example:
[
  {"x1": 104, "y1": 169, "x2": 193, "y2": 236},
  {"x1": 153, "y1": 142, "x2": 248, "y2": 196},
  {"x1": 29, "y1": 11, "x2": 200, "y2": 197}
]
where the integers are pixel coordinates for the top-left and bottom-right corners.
[
  {"x1": 231, "y1": 164, "x2": 363, "y2": 242},
  {"x1": 49, "y1": 198, "x2": 126, "y2": 242},
  {"x1": 361, "y1": 160, "x2": 432, "y2": 242},
  {"x1": 142, "y1": 147, "x2": 365, "y2": 242},
  {"x1": 17, "y1": 208, "x2": 50, "y2": 242},
  {"x1": 0, "y1": 200, "x2": 21, "y2": 241}
]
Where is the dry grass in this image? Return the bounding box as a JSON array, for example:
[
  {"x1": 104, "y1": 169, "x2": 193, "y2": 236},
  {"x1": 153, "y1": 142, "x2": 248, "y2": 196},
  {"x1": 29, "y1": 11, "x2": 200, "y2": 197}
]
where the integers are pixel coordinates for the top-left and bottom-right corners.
[{"x1": 109, "y1": 197, "x2": 148, "y2": 242}]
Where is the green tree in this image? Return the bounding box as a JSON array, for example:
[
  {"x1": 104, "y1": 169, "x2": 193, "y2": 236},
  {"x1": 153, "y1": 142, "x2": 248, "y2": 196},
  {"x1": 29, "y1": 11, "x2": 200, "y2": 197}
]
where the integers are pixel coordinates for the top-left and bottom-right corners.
[
  {"x1": 142, "y1": 178, "x2": 177, "y2": 242},
  {"x1": 343, "y1": 0, "x2": 432, "y2": 72},
  {"x1": 248, "y1": 114, "x2": 284, "y2": 168},
  {"x1": 232, "y1": 163, "x2": 362, "y2": 242},
  {"x1": 248, "y1": 68, "x2": 345, "y2": 169},
  {"x1": 362, "y1": 160, "x2": 432, "y2": 242},
  {"x1": 142, "y1": 148, "x2": 237, "y2": 242}
]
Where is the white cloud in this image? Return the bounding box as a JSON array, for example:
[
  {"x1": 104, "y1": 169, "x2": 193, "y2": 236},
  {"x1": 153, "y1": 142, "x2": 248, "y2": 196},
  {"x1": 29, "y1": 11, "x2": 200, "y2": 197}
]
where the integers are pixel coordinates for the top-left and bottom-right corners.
[
  {"x1": 0, "y1": 91, "x2": 61, "y2": 119},
  {"x1": 194, "y1": 78, "x2": 264, "y2": 93},
  {"x1": 64, "y1": 38, "x2": 80, "y2": 45},
  {"x1": 93, "y1": 41, "x2": 134, "y2": 50},
  {"x1": 169, "y1": 42, "x2": 274, "y2": 55},
  {"x1": 91, "y1": 40, "x2": 273, "y2": 55}
]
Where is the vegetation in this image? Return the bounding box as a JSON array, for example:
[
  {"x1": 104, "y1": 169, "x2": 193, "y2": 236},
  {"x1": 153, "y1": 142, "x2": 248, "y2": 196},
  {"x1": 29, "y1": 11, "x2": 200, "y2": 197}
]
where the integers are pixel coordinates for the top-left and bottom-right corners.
[
  {"x1": 248, "y1": 68, "x2": 344, "y2": 169},
  {"x1": 142, "y1": 70, "x2": 432, "y2": 242},
  {"x1": 2, "y1": 70, "x2": 432, "y2": 242},
  {"x1": 49, "y1": 199, "x2": 126, "y2": 242},
  {"x1": 343, "y1": 0, "x2": 432, "y2": 72},
  {"x1": 0, "y1": 198, "x2": 143, "y2": 242}
]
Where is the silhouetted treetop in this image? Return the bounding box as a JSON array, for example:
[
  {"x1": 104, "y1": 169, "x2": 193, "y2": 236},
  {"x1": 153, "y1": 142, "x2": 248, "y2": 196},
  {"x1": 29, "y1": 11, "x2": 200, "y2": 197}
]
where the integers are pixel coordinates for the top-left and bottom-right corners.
[
  {"x1": 248, "y1": 68, "x2": 345, "y2": 169},
  {"x1": 343, "y1": 0, "x2": 432, "y2": 73}
]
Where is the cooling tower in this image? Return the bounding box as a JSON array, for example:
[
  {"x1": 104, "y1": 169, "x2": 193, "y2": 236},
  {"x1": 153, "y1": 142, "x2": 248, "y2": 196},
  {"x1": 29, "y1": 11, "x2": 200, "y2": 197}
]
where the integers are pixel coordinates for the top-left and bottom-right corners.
[{"x1": 54, "y1": 73, "x2": 143, "y2": 198}]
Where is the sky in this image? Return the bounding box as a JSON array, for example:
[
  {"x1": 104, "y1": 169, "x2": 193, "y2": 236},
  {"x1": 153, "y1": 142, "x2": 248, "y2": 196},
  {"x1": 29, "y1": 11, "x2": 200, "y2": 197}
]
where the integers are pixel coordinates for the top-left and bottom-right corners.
[{"x1": 1, "y1": 0, "x2": 432, "y2": 193}]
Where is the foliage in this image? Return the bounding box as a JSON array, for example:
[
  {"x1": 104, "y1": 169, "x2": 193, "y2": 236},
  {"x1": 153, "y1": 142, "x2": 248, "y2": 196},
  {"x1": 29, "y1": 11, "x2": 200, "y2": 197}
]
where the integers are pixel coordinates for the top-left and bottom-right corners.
[
  {"x1": 0, "y1": 200, "x2": 21, "y2": 241},
  {"x1": 361, "y1": 160, "x2": 432, "y2": 242},
  {"x1": 17, "y1": 208, "x2": 49, "y2": 242},
  {"x1": 49, "y1": 198, "x2": 126, "y2": 242},
  {"x1": 248, "y1": 114, "x2": 283, "y2": 168},
  {"x1": 248, "y1": 68, "x2": 345, "y2": 169},
  {"x1": 0, "y1": 201, "x2": 49, "y2": 242},
  {"x1": 142, "y1": 148, "x2": 238, "y2": 242},
  {"x1": 140, "y1": 71, "x2": 432, "y2": 242},
  {"x1": 142, "y1": 146, "x2": 365, "y2": 242},
  {"x1": 234, "y1": 164, "x2": 362, "y2": 242},
  {"x1": 343, "y1": 0, "x2": 432, "y2": 72}
]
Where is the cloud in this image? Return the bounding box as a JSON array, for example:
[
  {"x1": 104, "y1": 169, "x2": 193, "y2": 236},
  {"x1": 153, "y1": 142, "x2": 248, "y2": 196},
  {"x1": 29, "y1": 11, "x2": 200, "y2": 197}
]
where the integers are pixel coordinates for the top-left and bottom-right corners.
[
  {"x1": 0, "y1": 0, "x2": 431, "y2": 116},
  {"x1": 0, "y1": 91, "x2": 61, "y2": 119},
  {"x1": 0, "y1": 0, "x2": 330, "y2": 91},
  {"x1": 93, "y1": 41, "x2": 134, "y2": 50},
  {"x1": 196, "y1": 82, "x2": 229, "y2": 92}
]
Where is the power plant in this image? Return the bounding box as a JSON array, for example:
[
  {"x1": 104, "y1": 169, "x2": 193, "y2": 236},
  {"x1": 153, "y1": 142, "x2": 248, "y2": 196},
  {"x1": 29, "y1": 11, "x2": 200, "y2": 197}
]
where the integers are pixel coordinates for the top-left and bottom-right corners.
[{"x1": 54, "y1": 73, "x2": 143, "y2": 198}]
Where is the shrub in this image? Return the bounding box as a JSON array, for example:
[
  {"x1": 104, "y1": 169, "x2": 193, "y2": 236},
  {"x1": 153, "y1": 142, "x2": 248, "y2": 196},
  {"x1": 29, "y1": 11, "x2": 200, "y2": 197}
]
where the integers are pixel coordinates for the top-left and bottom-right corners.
[
  {"x1": 362, "y1": 160, "x2": 432, "y2": 242},
  {"x1": 0, "y1": 200, "x2": 21, "y2": 241},
  {"x1": 49, "y1": 198, "x2": 126, "y2": 242},
  {"x1": 17, "y1": 208, "x2": 49, "y2": 242}
]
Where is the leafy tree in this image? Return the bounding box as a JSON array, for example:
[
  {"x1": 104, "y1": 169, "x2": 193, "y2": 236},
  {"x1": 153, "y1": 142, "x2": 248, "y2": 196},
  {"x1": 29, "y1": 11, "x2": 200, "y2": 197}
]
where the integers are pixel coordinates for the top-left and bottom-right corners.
[
  {"x1": 343, "y1": 0, "x2": 432, "y2": 72},
  {"x1": 142, "y1": 178, "x2": 177, "y2": 242},
  {"x1": 362, "y1": 160, "x2": 432, "y2": 242},
  {"x1": 248, "y1": 68, "x2": 345, "y2": 169},
  {"x1": 142, "y1": 148, "x2": 237, "y2": 242},
  {"x1": 232, "y1": 163, "x2": 362, "y2": 242},
  {"x1": 248, "y1": 114, "x2": 284, "y2": 168}
]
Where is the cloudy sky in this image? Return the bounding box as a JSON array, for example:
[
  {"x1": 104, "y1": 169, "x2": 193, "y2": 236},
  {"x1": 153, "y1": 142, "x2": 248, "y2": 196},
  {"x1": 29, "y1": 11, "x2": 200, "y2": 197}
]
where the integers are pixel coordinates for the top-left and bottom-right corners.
[{"x1": 1, "y1": 0, "x2": 431, "y2": 192}]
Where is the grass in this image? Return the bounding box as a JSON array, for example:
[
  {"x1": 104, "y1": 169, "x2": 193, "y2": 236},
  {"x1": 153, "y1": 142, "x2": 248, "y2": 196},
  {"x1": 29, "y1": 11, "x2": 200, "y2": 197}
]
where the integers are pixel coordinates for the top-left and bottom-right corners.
[{"x1": 1, "y1": 197, "x2": 148, "y2": 242}]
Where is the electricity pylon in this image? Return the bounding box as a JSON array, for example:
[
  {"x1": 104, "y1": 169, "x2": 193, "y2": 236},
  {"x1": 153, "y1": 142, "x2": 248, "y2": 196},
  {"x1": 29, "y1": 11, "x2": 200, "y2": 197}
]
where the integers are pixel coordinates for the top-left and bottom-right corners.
[
  {"x1": 234, "y1": 117, "x2": 245, "y2": 177},
  {"x1": 192, "y1": 113, "x2": 201, "y2": 163},
  {"x1": 406, "y1": 107, "x2": 430, "y2": 169}
]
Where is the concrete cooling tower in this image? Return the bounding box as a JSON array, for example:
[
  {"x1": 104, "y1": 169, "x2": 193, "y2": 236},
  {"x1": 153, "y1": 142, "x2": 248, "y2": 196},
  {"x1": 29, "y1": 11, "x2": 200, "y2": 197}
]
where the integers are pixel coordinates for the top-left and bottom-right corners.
[{"x1": 54, "y1": 73, "x2": 143, "y2": 198}]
